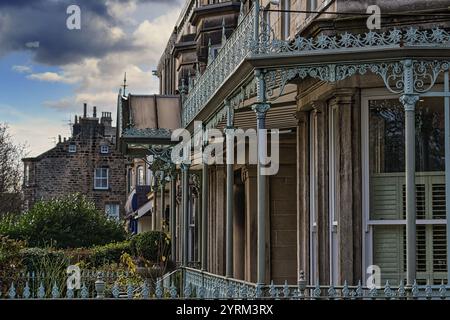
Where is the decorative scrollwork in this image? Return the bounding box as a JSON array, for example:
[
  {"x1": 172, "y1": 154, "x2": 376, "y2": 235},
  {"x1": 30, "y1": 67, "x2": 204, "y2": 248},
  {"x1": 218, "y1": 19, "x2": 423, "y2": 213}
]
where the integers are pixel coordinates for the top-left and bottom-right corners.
[
  {"x1": 265, "y1": 62, "x2": 405, "y2": 96},
  {"x1": 122, "y1": 127, "x2": 173, "y2": 139},
  {"x1": 413, "y1": 60, "x2": 450, "y2": 93},
  {"x1": 181, "y1": 0, "x2": 450, "y2": 128},
  {"x1": 148, "y1": 145, "x2": 175, "y2": 174},
  {"x1": 182, "y1": 6, "x2": 256, "y2": 126}
]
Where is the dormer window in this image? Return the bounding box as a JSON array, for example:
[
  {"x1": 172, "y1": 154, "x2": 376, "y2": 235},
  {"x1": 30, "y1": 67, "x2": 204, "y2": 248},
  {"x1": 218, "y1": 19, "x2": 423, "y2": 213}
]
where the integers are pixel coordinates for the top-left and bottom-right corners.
[
  {"x1": 68, "y1": 144, "x2": 77, "y2": 153},
  {"x1": 100, "y1": 145, "x2": 109, "y2": 154}
]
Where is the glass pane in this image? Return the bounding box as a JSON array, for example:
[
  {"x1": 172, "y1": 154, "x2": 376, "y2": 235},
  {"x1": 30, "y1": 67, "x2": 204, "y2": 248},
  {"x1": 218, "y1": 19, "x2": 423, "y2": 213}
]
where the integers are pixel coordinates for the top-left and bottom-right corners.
[{"x1": 369, "y1": 97, "x2": 447, "y2": 283}]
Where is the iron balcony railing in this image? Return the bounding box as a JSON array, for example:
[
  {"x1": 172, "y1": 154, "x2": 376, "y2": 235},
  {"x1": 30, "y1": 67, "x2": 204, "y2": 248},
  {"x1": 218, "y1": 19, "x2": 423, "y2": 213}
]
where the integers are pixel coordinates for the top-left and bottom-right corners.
[
  {"x1": 181, "y1": 0, "x2": 450, "y2": 128},
  {"x1": 1, "y1": 268, "x2": 450, "y2": 299},
  {"x1": 179, "y1": 267, "x2": 450, "y2": 300},
  {"x1": 181, "y1": 5, "x2": 256, "y2": 127}
]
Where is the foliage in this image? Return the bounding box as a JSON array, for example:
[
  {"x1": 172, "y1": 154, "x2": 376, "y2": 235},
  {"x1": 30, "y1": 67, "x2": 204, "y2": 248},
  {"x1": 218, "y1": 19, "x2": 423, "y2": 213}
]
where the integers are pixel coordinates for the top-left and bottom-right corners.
[
  {"x1": 0, "y1": 194, "x2": 127, "y2": 248},
  {"x1": 0, "y1": 123, "x2": 27, "y2": 215},
  {"x1": 101, "y1": 253, "x2": 145, "y2": 298},
  {"x1": 20, "y1": 246, "x2": 69, "y2": 296},
  {"x1": 130, "y1": 231, "x2": 170, "y2": 262},
  {"x1": 86, "y1": 241, "x2": 132, "y2": 267},
  {"x1": 0, "y1": 236, "x2": 25, "y2": 275},
  {"x1": 20, "y1": 247, "x2": 68, "y2": 272}
]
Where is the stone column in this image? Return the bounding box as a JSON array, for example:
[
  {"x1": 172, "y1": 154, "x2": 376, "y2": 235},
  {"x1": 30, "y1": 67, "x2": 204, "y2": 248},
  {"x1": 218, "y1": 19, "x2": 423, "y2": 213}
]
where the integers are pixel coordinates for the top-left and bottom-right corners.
[
  {"x1": 329, "y1": 89, "x2": 362, "y2": 285},
  {"x1": 242, "y1": 166, "x2": 257, "y2": 283}
]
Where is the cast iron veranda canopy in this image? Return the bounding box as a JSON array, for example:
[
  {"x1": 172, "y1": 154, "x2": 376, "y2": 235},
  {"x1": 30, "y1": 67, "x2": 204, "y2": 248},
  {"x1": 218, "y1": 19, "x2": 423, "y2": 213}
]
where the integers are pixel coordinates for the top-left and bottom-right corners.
[{"x1": 117, "y1": 93, "x2": 181, "y2": 157}]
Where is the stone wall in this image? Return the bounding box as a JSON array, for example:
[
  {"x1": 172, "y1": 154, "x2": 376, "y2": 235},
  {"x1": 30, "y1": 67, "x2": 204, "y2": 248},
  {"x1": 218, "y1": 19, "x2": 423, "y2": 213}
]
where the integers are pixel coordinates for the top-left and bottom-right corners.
[{"x1": 23, "y1": 135, "x2": 126, "y2": 217}]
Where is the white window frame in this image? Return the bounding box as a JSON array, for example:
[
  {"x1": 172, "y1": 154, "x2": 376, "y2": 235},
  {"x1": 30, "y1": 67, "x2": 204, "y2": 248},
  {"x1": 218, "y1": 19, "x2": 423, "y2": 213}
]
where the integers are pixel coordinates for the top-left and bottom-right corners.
[
  {"x1": 68, "y1": 144, "x2": 77, "y2": 153},
  {"x1": 94, "y1": 167, "x2": 109, "y2": 190},
  {"x1": 105, "y1": 203, "x2": 120, "y2": 221},
  {"x1": 137, "y1": 166, "x2": 145, "y2": 186},
  {"x1": 361, "y1": 87, "x2": 448, "y2": 280},
  {"x1": 100, "y1": 145, "x2": 109, "y2": 154}
]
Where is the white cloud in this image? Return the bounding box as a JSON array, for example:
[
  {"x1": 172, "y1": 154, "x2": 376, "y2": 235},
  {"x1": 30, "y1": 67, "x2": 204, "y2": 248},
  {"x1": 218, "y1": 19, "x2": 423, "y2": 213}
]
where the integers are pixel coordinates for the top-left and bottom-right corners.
[
  {"x1": 12, "y1": 65, "x2": 32, "y2": 73},
  {"x1": 43, "y1": 98, "x2": 75, "y2": 111},
  {"x1": 41, "y1": 6, "x2": 180, "y2": 115},
  {"x1": 27, "y1": 72, "x2": 78, "y2": 84},
  {"x1": 8, "y1": 1, "x2": 183, "y2": 157}
]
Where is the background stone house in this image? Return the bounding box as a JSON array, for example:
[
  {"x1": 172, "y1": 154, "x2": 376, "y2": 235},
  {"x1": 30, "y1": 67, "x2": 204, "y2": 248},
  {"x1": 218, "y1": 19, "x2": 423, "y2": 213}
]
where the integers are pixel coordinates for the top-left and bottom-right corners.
[{"x1": 22, "y1": 104, "x2": 127, "y2": 220}]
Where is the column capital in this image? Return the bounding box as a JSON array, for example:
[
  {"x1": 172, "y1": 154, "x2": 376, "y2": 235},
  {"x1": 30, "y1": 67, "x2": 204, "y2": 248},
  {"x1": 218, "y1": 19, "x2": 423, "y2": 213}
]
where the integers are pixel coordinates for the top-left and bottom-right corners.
[
  {"x1": 252, "y1": 102, "x2": 271, "y2": 116},
  {"x1": 311, "y1": 100, "x2": 326, "y2": 114},
  {"x1": 330, "y1": 89, "x2": 357, "y2": 107},
  {"x1": 254, "y1": 68, "x2": 267, "y2": 78},
  {"x1": 399, "y1": 94, "x2": 420, "y2": 112},
  {"x1": 294, "y1": 111, "x2": 308, "y2": 124}
]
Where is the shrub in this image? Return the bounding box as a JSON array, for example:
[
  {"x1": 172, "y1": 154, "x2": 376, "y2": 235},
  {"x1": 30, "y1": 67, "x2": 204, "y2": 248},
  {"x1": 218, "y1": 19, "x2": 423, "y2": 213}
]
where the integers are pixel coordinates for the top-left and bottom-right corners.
[
  {"x1": 0, "y1": 194, "x2": 127, "y2": 248},
  {"x1": 20, "y1": 247, "x2": 68, "y2": 272},
  {"x1": 88, "y1": 241, "x2": 132, "y2": 267},
  {"x1": 130, "y1": 231, "x2": 170, "y2": 262},
  {"x1": 0, "y1": 236, "x2": 25, "y2": 275}
]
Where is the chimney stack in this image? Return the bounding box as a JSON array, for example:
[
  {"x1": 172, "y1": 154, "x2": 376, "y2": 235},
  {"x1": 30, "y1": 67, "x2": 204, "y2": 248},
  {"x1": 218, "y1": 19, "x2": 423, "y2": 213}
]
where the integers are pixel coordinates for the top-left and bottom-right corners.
[
  {"x1": 83, "y1": 103, "x2": 87, "y2": 118},
  {"x1": 63, "y1": 137, "x2": 66, "y2": 142},
  {"x1": 74, "y1": 115, "x2": 78, "y2": 124},
  {"x1": 93, "y1": 106, "x2": 97, "y2": 118},
  {"x1": 58, "y1": 135, "x2": 62, "y2": 143}
]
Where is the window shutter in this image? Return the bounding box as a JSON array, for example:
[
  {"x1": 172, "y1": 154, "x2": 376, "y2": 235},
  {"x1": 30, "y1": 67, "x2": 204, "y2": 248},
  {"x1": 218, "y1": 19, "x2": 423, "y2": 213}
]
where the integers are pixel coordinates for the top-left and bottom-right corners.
[
  {"x1": 373, "y1": 225, "x2": 404, "y2": 285},
  {"x1": 370, "y1": 175, "x2": 403, "y2": 220}
]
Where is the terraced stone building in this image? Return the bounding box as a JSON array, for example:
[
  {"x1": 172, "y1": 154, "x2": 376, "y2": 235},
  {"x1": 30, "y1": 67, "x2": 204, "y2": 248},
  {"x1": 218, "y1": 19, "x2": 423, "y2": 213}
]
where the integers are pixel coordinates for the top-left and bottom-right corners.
[{"x1": 22, "y1": 104, "x2": 126, "y2": 220}]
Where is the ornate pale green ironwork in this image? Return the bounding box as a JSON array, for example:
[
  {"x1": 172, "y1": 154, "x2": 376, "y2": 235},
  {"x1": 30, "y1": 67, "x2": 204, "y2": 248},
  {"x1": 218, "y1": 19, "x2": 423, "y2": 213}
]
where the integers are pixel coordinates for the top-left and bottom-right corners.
[
  {"x1": 1, "y1": 267, "x2": 450, "y2": 299},
  {"x1": 142, "y1": 281, "x2": 150, "y2": 299},
  {"x1": 37, "y1": 282, "x2": 45, "y2": 299},
  {"x1": 23, "y1": 282, "x2": 30, "y2": 299},
  {"x1": 80, "y1": 282, "x2": 89, "y2": 298},
  {"x1": 256, "y1": 24, "x2": 450, "y2": 54},
  {"x1": 123, "y1": 128, "x2": 172, "y2": 139},
  {"x1": 127, "y1": 282, "x2": 134, "y2": 299},
  {"x1": 51, "y1": 282, "x2": 60, "y2": 299},
  {"x1": 181, "y1": 1, "x2": 450, "y2": 128},
  {"x1": 8, "y1": 282, "x2": 16, "y2": 299},
  {"x1": 112, "y1": 282, "x2": 120, "y2": 298},
  {"x1": 182, "y1": 5, "x2": 256, "y2": 126}
]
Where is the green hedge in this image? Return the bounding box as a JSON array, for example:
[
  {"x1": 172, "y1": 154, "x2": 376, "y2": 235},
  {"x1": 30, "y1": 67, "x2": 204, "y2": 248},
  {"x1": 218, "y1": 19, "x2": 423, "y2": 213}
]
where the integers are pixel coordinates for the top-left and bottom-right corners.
[
  {"x1": 88, "y1": 241, "x2": 132, "y2": 267},
  {"x1": 0, "y1": 194, "x2": 127, "y2": 248}
]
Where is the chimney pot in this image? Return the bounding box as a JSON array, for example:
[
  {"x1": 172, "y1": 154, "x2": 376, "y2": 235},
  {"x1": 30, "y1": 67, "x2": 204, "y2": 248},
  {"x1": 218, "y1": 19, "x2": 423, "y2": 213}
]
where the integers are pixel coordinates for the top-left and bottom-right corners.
[
  {"x1": 74, "y1": 115, "x2": 78, "y2": 124},
  {"x1": 63, "y1": 137, "x2": 66, "y2": 142},
  {"x1": 93, "y1": 106, "x2": 97, "y2": 118},
  {"x1": 83, "y1": 103, "x2": 87, "y2": 118},
  {"x1": 58, "y1": 135, "x2": 62, "y2": 143}
]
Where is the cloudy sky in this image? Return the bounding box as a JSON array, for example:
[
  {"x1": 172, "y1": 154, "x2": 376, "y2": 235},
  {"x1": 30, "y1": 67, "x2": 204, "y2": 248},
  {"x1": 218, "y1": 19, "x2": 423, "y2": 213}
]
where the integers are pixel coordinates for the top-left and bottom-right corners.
[{"x1": 0, "y1": 0, "x2": 184, "y2": 156}]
